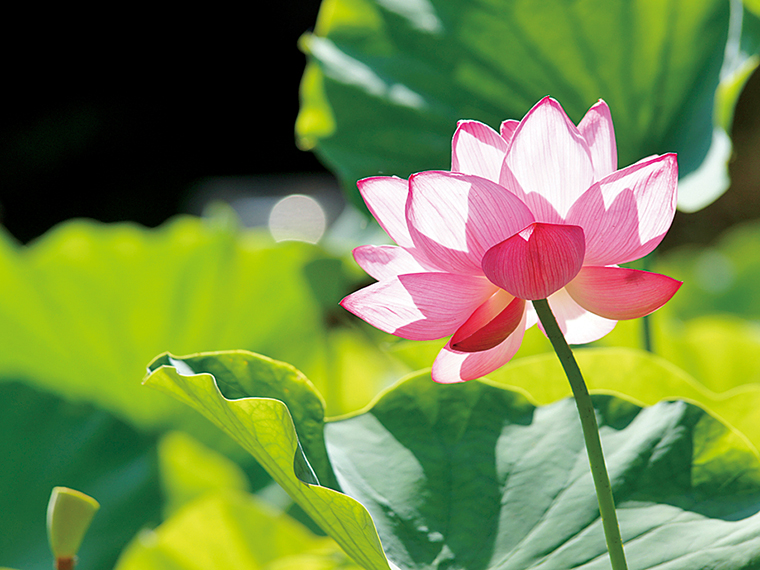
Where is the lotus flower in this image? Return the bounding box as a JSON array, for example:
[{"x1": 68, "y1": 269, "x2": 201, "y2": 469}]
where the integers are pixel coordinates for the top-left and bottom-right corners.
[{"x1": 341, "y1": 97, "x2": 681, "y2": 383}]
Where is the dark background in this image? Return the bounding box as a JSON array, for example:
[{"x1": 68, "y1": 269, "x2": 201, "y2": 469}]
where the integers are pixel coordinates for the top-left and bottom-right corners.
[
  {"x1": 0, "y1": 5, "x2": 330, "y2": 244},
  {"x1": 0, "y1": 7, "x2": 758, "y2": 248}
]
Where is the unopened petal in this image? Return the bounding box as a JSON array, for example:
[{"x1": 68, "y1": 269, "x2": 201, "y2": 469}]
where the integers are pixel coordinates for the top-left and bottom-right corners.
[
  {"x1": 565, "y1": 266, "x2": 682, "y2": 320},
  {"x1": 578, "y1": 100, "x2": 617, "y2": 180},
  {"x1": 567, "y1": 154, "x2": 678, "y2": 266},
  {"x1": 358, "y1": 176, "x2": 413, "y2": 248},
  {"x1": 482, "y1": 223, "x2": 585, "y2": 300},
  {"x1": 407, "y1": 171, "x2": 534, "y2": 275},
  {"x1": 352, "y1": 245, "x2": 428, "y2": 281},
  {"x1": 505, "y1": 97, "x2": 594, "y2": 219},
  {"x1": 452, "y1": 120, "x2": 507, "y2": 182},
  {"x1": 432, "y1": 311, "x2": 528, "y2": 383},
  {"x1": 340, "y1": 272, "x2": 496, "y2": 340},
  {"x1": 451, "y1": 293, "x2": 525, "y2": 352},
  {"x1": 536, "y1": 289, "x2": 617, "y2": 344}
]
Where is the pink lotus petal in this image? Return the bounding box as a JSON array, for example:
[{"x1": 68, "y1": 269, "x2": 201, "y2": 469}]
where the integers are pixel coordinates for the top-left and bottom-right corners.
[
  {"x1": 498, "y1": 166, "x2": 564, "y2": 224},
  {"x1": 352, "y1": 245, "x2": 428, "y2": 281},
  {"x1": 505, "y1": 97, "x2": 594, "y2": 219},
  {"x1": 452, "y1": 120, "x2": 508, "y2": 182},
  {"x1": 358, "y1": 176, "x2": 413, "y2": 248},
  {"x1": 432, "y1": 309, "x2": 528, "y2": 383},
  {"x1": 340, "y1": 272, "x2": 496, "y2": 340},
  {"x1": 566, "y1": 182, "x2": 639, "y2": 267},
  {"x1": 346, "y1": 97, "x2": 681, "y2": 384},
  {"x1": 500, "y1": 119, "x2": 520, "y2": 147},
  {"x1": 630, "y1": 154, "x2": 678, "y2": 246},
  {"x1": 537, "y1": 289, "x2": 617, "y2": 344},
  {"x1": 451, "y1": 293, "x2": 526, "y2": 352},
  {"x1": 567, "y1": 154, "x2": 678, "y2": 265},
  {"x1": 578, "y1": 100, "x2": 617, "y2": 180},
  {"x1": 407, "y1": 171, "x2": 534, "y2": 275},
  {"x1": 482, "y1": 223, "x2": 585, "y2": 300},
  {"x1": 565, "y1": 266, "x2": 682, "y2": 320},
  {"x1": 524, "y1": 301, "x2": 539, "y2": 330}
]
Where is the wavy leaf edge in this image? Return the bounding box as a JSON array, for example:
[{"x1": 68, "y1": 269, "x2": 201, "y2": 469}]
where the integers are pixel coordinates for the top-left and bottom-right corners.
[{"x1": 143, "y1": 350, "x2": 392, "y2": 570}]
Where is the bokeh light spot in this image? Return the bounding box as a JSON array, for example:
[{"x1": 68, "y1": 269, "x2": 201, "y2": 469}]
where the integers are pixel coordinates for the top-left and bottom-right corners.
[{"x1": 268, "y1": 194, "x2": 326, "y2": 243}]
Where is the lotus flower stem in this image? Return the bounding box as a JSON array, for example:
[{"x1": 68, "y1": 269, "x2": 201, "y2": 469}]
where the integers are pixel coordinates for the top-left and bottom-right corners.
[
  {"x1": 642, "y1": 314, "x2": 653, "y2": 353},
  {"x1": 533, "y1": 298, "x2": 628, "y2": 570}
]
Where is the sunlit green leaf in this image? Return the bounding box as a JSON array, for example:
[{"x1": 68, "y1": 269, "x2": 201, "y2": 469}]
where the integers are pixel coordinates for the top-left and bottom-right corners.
[
  {"x1": 0, "y1": 214, "x2": 397, "y2": 438},
  {"x1": 143, "y1": 352, "x2": 391, "y2": 570},
  {"x1": 600, "y1": 314, "x2": 760, "y2": 393},
  {"x1": 157, "y1": 431, "x2": 250, "y2": 518},
  {"x1": 298, "y1": 0, "x2": 748, "y2": 211},
  {"x1": 148, "y1": 351, "x2": 335, "y2": 487},
  {"x1": 148, "y1": 350, "x2": 760, "y2": 569},
  {"x1": 115, "y1": 491, "x2": 361, "y2": 570}
]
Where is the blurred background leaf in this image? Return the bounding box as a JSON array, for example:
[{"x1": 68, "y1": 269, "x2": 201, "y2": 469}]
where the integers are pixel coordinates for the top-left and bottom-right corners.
[
  {"x1": 115, "y1": 490, "x2": 362, "y2": 570},
  {"x1": 652, "y1": 218, "x2": 760, "y2": 320},
  {"x1": 117, "y1": 431, "x2": 361, "y2": 570},
  {"x1": 0, "y1": 383, "x2": 161, "y2": 570},
  {"x1": 156, "y1": 431, "x2": 251, "y2": 519},
  {"x1": 298, "y1": 0, "x2": 757, "y2": 213},
  {"x1": 0, "y1": 213, "x2": 403, "y2": 428},
  {"x1": 0, "y1": 213, "x2": 407, "y2": 568}
]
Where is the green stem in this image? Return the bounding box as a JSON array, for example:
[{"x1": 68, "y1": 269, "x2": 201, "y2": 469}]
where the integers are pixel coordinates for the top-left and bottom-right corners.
[
  {"x1": 642, "y1": 314, "x2": 653, "y2": 353},
  {"x1": 533, "y1": 299, "x2": 628, "y2": 570},
  {"x1": 640, "y1": 253, "x2": 655, "y2": 354},
  {"x1": 56, "y1": 557, "x2": 75, "y2": 570}
]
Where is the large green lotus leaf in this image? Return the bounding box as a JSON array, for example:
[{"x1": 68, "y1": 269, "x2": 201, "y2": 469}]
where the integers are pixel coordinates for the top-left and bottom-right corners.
[
  {"x1": 298, "y1": 0, "x2": 747, "y2": 211},
  {"x1": 115, "y1": 490, "x2": 361, "y2": 570},
  {"x1": 0, "y1": 214, "x2": 396, "y2": 433},
  {"x1": 143, "y1": 352, "x2": 391, "y2": 570},
  {"x1": 0, "y1": 382, "x2": 161, "y2": 570},
  {"x1": 147, "y1": 349, "x2": 760, "y2": 569},
  {"x1": 326, "y1": 372, "x2": 760, "y2": 569}
]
